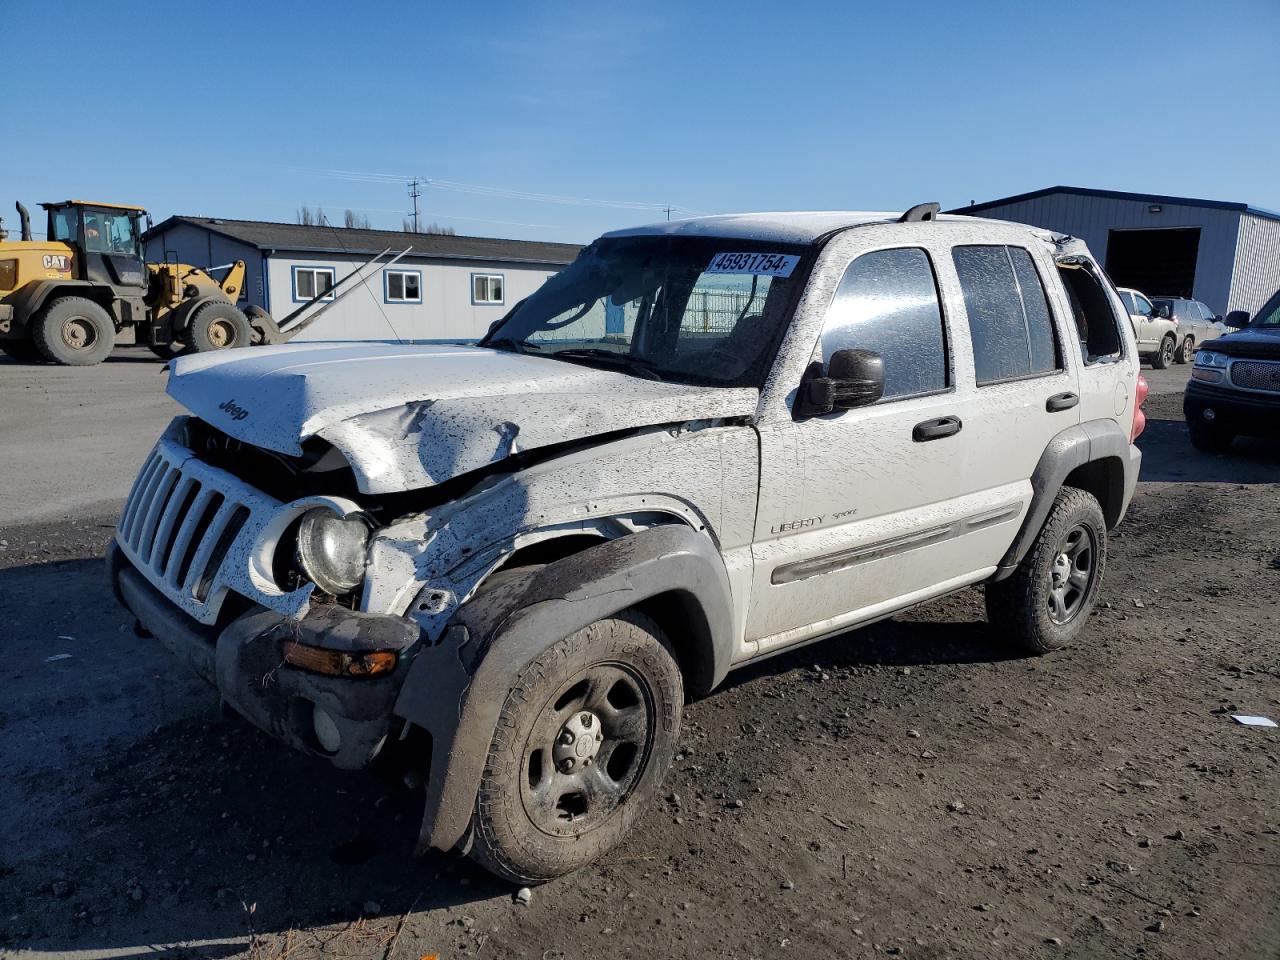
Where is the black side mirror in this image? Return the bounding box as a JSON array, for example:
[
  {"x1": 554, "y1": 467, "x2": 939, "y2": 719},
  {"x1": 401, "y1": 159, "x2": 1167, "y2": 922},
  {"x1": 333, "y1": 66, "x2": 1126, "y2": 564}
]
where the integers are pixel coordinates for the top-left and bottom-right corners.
[
  {"x1": 798, "y1": 348, "x2": 885, "y2": 417},
  {"x1": 1155, "y1": 305, "x2": 1171, "y2": 319},
  {"x1": 1223, "y1": 310, "x2": 1250, "y2": 329}
]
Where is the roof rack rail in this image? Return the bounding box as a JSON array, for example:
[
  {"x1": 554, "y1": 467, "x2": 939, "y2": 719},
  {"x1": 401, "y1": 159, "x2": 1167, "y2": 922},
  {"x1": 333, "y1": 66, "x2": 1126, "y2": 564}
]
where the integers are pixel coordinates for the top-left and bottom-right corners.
[{"x1": 898, "y1": 202, "x2": 940, "y2": 223}]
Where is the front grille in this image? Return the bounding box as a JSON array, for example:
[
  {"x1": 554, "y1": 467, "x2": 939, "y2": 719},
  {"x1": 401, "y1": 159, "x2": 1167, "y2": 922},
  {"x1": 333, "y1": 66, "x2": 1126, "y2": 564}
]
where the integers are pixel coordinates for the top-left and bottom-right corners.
[
  {"x1": 119, "y1": 449, "x2": 251, "y2": 607},
  {"x1": 1230, "y1": 359, "x2": 1280, "y2": 393},
  {"x1": 115, "y1": 422, "x2": 314, "y2": 625}
]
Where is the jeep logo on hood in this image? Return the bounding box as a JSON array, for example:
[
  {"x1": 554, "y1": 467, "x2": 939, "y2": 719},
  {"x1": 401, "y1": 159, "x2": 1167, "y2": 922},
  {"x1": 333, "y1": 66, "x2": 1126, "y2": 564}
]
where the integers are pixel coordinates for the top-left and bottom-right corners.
[{"x1": 218, "y1": 398, "x2": 250, "y2": 421}]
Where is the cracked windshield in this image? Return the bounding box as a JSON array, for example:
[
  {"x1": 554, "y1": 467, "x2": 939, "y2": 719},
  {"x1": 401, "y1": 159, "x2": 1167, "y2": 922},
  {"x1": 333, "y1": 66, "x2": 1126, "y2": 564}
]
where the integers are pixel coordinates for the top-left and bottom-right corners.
[{"x1": 483, "y1": 237, "x2": 810, "y2": 386}]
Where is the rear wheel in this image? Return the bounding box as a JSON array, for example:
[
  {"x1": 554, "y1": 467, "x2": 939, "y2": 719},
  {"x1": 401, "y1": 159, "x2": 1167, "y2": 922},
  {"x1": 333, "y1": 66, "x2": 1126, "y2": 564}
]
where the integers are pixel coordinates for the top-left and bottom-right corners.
[
  {"x1": 0, "y1": 338, "x2": 45, "y2": 363},
  {"x1": 188, "y1": 302, "x2": 252, "y2": 353},
  {"x1": 31, "y1": 297, "x2": 116, "y2": 365},
  {"x1": 985, "y1": 487, "x2": 1107, "y2": 654},
  {"x1": 1150, "y1": 334, "x2": 1175, "y2": 370},
  {"x1": 1175, "y1": 335, "x2": 1195, "y2": 364},
  {"x1": 469, "y1": 610, "x2": 682, "y2": 884}
]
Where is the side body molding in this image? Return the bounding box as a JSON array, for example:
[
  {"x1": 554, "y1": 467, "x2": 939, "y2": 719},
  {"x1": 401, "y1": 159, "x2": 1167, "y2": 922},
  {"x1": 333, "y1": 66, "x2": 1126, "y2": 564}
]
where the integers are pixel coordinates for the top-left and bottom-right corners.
[
  {"x1": 392, "y1": 523, "x2": 735, "y2": 854},
  {"x1": 994, "y1": 418, "x2": 1139, "y2": 579}
]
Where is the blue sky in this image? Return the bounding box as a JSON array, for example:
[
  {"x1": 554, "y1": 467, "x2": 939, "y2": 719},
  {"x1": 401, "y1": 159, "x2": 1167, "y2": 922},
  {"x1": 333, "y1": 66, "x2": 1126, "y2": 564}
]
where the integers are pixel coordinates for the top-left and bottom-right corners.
[{"x1": 5, "y1": 0, "x2": 1278, "y2": 244}]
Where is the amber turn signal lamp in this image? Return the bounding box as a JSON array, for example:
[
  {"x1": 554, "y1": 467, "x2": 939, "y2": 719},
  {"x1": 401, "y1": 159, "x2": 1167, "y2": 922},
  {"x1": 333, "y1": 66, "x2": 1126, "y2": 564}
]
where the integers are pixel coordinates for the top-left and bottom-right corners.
[{"x1": 282, "y1": 642, "x2": 397, "y2": 678}]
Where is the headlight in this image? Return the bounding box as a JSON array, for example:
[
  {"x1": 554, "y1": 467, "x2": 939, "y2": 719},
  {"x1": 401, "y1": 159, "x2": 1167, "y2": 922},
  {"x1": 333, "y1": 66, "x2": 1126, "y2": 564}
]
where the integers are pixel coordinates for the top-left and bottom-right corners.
[
  {"x1": 295, "y1": 507, "x2": 369, "y2": 595},
  {"x1": 0, "y1": 259, "x2": 16, "y2": 291},
  {"x1": 1196, "y1": 351, "x2": 1228, "y2": 369}
]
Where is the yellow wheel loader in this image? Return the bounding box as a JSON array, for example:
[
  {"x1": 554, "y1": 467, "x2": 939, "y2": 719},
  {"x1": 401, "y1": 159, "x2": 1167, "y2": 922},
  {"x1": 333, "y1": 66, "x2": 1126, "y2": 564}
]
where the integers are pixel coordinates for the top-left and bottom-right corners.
[{"x1": 0, "y1": 200, "x2": 254, "y2": 365}]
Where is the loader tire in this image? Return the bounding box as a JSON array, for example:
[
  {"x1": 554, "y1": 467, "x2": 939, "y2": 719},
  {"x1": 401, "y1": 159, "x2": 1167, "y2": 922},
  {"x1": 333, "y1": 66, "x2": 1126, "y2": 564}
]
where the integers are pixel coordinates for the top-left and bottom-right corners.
[
  {"x1": 189, "y1": 302, "x2": 252, "y2": 353},
  {"x1": 32, "y1": 297, "x2": 116, "y2": 365}
]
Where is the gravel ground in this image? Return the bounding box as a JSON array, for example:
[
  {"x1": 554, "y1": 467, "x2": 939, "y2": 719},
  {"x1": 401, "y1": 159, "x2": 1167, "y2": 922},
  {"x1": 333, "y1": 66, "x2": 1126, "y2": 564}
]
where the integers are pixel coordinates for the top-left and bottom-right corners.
[{"x1": 0, "y1": 363, "x2": 1277, "y2": 960}]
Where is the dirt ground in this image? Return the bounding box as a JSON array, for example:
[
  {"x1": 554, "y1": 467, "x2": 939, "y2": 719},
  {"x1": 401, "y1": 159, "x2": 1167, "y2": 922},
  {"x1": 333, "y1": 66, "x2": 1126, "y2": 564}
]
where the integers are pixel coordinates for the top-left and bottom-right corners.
[{"x1": 1, "y1": 362, "x2": 1277, "y2": 960}]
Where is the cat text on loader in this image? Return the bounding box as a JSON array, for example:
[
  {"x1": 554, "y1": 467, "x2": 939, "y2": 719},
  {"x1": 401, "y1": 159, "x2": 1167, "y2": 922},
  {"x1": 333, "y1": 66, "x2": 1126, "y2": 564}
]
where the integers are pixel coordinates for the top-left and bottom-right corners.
[{"x1": 0, "y1": 199, "x2": 370, "y2": 366}]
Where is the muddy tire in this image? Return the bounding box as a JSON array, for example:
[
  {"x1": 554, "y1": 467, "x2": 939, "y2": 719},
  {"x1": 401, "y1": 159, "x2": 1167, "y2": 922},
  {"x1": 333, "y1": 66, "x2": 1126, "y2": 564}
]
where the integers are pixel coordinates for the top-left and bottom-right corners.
[
  {"x1": 188, "y1": 302, "x2": 252, "y2": 353},
  {"x1": 1175, "y1": 335, "x2": 1195, "y2": 364},
  {"x1": 31, "y1": 297, "x2": 116, "y2": 365},
  {"x1": 985, "y1": 487, "x2": 1107, "y2": 655},
  {"x1": 1150, "y1": 335, "x2": 1175, "y2": 370},
  {"x1": 469, "y1": 610, "x2": 682, "y2": 885},
  {"x1": 0, "y1": 338, "x2": 46, "y2": 363},
  {"x1": 1188, "y1": 418, "x2": 1234, "y2": 453}
]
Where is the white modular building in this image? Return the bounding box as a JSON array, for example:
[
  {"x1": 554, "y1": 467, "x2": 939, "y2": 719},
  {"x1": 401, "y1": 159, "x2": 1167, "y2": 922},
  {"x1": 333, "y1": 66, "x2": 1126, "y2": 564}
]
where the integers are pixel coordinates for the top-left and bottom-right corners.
[{"x1": 144, "y1": 216, "x2": 582, "y2": 342}]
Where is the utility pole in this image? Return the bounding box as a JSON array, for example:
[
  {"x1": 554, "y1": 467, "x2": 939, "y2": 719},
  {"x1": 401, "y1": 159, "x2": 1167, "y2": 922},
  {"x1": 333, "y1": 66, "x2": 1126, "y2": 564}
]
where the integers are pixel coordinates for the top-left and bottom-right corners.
[
  {"x1": 665, "y1": 204, "x2": 672, "y2": 221},
  {"x1": 408, "y1": 178, "x2": 422, "y2": 233}
]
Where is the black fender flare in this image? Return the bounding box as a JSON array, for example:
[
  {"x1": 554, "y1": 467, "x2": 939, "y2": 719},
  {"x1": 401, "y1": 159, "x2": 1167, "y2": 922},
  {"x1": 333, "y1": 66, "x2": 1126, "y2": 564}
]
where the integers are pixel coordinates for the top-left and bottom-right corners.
[
  {"x1": 391, "y1": 523, "x2": 735, "y2": 854},
  {"x1": 994, "y1": 418, "x2": 1138, "y2": 579}
]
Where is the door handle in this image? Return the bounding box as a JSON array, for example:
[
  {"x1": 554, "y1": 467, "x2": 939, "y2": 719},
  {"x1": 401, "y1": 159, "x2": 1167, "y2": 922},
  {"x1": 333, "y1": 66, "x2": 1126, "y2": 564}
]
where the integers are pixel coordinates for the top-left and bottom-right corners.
[
  {"x1": 1046, "y1": 392, "x2": 1079, "y2": 412},
  {"x1": 912, "y1": 415, "x2": 962, "y2": 442}
]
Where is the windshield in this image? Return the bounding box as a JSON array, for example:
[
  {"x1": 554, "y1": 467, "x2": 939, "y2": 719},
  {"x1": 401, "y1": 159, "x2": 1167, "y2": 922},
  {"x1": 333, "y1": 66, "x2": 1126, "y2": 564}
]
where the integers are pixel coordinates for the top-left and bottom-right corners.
[
  {"x1": 82, "y1": 207, "x2": 141, "y2": 257},
  {"x1": 481, "y1": 235, "x2": 813, "y2": 386},
  {"x1": 1250, "y1": 289, "x2": 1280, "y2": 328}
]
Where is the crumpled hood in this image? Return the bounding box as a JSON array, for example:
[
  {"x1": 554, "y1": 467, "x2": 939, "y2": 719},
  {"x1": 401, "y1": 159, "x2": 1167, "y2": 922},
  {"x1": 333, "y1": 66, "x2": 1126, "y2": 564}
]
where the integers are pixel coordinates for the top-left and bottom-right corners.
[{"x1": 167, "y1": 342, "x2": 758, "y2": 494}]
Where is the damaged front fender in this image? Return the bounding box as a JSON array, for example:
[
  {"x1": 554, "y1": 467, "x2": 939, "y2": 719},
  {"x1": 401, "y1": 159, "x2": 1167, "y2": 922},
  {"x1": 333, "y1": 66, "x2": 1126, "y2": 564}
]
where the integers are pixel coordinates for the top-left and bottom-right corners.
[{"x1": 391, "y1": 523, "x2": 735, "y2": 854}]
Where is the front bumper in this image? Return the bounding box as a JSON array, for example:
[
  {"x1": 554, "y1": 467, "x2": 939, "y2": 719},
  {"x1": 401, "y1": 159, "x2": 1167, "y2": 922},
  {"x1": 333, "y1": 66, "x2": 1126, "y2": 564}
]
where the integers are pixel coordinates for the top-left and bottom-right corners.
[
  {"x1": 109, "y1": 540, "x2": 421, "y2": 770},
  {"x1": 1184, "y1": 381, "x2": 1280, "y2": 439}
]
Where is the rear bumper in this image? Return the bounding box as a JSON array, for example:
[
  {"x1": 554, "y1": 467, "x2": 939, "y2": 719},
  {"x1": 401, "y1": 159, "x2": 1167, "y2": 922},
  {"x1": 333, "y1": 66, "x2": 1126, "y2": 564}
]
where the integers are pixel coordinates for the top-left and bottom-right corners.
[
  {"x1": 1184, "y1": 382, "x2": 1280, "y2": 438},
  {"x1": 108, "y1": 540, "x2": 420, "y2": 770}
]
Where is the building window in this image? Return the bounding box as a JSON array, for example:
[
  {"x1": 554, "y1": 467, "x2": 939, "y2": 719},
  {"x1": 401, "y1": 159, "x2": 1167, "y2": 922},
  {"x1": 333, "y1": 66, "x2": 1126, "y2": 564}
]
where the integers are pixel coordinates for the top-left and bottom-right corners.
[
  {"x1": 472, "y1": 273, "x2": 505, "y2": 305},
  {"x1": 952, "y1": 245, "x2": 1062, "y2": 385},
  {"x1": 384, "y1": 269, "x2": 422, "y2": 304},
  {"x1": 293, "y1": 265, "x2": 336, "y2": 303}
]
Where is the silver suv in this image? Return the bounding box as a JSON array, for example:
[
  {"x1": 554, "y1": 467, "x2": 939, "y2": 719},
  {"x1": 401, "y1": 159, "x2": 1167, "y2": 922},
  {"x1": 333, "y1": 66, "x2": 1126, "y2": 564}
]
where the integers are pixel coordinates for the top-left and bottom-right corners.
[{"x1": 109, "y1": 205, "x2": 1145, "y2": 884}]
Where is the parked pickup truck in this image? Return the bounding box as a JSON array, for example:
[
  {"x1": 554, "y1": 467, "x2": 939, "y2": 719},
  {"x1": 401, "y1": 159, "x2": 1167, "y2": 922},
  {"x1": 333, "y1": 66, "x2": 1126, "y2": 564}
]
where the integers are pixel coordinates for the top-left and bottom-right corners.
[{"x1": 109, "y1": 205, "x2": 1145, "y2": 884}]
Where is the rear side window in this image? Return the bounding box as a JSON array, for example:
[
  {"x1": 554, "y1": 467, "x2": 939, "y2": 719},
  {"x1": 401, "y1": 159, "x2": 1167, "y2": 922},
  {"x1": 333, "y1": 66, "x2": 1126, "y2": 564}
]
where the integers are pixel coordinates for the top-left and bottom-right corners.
[
  {"x1": 818, "y1": 247, "x2": 949, "y2": 401},
  {"x1": 952, "y1": 245, "x2": 1061, "y2": 385},
  {"x1": 1119, "y1": 291, "x2": 1136, "y2": 314},
  {"x1": 1060, "y1": 265, "x2": 1123, "y2": 364}
]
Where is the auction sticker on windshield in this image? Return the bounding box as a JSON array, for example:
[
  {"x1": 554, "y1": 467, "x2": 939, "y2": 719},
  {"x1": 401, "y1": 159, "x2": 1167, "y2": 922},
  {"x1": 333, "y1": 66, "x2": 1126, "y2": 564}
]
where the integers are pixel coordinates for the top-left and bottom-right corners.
[{"x1": 706, "y1": 252, "x2": 800, "y2": 277}]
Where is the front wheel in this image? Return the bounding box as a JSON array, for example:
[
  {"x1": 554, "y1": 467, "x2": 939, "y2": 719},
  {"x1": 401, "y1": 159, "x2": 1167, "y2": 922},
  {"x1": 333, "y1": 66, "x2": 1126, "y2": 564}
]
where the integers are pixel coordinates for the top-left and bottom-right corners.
[
  {"x1": 1150, "y1": 335, "x2": 1175, "y2": 370},
  {"x1": 985, "y1": 487, "x2": 1107, "y2": 654},
  {"x1": 188, "y1": 302, "x2": 253, "y2": 352},
  {"x1": 1188, "y1": 418, "x2": 1233, "y2": 453},
  {"x1": 469, "y1": 610, "x2": 683, "y2": 884}
]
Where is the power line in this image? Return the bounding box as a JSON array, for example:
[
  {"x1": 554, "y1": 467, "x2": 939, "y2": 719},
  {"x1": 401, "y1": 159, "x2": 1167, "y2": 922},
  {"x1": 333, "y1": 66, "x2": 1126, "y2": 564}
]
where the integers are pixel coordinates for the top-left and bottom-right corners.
[{"x1": 282, "y1": 165, "x2": 707, "y2": 216}]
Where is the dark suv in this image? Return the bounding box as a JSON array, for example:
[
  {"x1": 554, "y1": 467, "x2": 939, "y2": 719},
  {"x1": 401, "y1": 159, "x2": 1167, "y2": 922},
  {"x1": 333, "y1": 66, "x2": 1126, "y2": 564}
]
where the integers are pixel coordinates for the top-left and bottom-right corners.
[{"x1": 1184, "y1": 290, "x2": 1280, "y2": 451}]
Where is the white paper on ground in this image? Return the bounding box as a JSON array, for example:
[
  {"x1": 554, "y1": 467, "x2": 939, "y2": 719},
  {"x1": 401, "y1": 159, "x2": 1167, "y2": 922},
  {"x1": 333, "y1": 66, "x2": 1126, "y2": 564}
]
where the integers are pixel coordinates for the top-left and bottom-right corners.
[{"x1": 1230, "y1": 715, "x2": 1278, "y2": 728}]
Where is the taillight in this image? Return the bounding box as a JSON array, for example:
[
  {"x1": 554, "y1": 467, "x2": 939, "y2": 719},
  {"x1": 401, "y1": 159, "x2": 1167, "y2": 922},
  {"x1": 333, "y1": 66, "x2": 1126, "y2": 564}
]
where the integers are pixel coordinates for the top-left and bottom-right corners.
[{"x1": 1131, "y1": 373, "x2": 1149, "y2": 441}]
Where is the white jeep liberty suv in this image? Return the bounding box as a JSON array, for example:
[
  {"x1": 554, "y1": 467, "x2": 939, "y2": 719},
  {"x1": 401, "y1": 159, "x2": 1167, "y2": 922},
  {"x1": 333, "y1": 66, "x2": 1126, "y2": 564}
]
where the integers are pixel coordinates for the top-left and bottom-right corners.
[{"x1": 109, "y1": 204, "x2": 1145, "y2": 883}]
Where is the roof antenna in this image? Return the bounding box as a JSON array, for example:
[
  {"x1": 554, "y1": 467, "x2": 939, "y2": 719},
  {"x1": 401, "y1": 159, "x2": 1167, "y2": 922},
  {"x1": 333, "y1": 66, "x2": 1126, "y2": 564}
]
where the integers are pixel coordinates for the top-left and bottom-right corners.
[{"x1": 898, "y1": 202, "x2": 941, "y2": 223}]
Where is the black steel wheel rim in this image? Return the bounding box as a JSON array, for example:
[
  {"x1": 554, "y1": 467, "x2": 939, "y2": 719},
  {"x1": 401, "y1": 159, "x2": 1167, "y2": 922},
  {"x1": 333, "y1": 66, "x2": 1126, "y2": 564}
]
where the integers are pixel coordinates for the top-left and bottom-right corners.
[
  {"x1": 519, "y1": 661, "x2": 654, "y2": 838},
  {"x1": 1047, "y1": 523, "x2": 1096, "y2": 625}
]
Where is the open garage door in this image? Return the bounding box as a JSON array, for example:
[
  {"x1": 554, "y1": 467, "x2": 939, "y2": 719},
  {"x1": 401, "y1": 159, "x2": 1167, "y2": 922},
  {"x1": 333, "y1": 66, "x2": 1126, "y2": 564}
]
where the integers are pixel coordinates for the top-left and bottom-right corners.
[{"x1": 1105, "y1": 227, "x2": 1200, "y2": 298}]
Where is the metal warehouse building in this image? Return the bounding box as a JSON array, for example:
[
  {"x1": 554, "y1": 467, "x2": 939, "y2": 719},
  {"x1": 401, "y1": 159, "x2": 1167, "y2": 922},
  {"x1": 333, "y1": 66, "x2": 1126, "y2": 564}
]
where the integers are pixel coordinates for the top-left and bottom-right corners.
[
  {"x1": 955, "y1": 186, "x2": 1280, "y2": 317},
  {"x1": 144, "y1": 217, "x2": 581, "y2": 342}
]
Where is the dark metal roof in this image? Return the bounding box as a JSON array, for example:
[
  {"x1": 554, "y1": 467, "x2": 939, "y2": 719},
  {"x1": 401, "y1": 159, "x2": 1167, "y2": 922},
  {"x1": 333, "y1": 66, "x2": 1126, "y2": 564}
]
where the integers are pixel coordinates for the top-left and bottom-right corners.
[
  {"x1": 146, "y1": 216, "x2": 582, "y2": 265},
  {"x1": 950, "y1": 186, "x2": 1280, "y2": 223}
]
